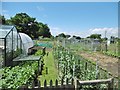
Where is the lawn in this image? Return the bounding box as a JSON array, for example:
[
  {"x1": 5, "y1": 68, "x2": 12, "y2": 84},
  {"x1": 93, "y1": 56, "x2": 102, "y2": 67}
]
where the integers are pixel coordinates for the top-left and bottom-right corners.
[{"x1": 38, "y1": 50, "x2": 58, "y2": 86}]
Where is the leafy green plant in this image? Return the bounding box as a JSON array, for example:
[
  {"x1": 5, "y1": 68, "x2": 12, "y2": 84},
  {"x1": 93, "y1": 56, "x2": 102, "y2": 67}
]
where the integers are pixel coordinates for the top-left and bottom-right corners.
[
  {"x1": 34, "y1": 49, "x2": 43, "y2": 56},
  {"x1": 53, "y1": 45, "x2": 110, "y2": 89},
  {"x1": 0, "y1": 61, "x2": 38, "y2": 89}
]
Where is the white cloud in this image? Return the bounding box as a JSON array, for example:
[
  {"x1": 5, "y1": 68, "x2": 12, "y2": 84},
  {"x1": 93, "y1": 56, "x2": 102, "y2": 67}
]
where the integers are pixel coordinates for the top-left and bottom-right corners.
[
  {"x1": 50, "y1": 26, "x2": 118, "y2": 39},
  {"x1": 2, "y1": 10, "x2": 8, "y2": 13},
  {"x1": 49, "y1": 26, "x2": 83, "y2": 37},
  {"x1": 36, "y1": 6, "x2": 44, "y2": 11},
  {"x1": 87, "y1": 27, "x2": 118, "y2": 39},
  {"x1": 49, "y1": 26, "x2": 67, "y2": 36},
  {"x1": 3, "y1": 13, "x2": 10, "y2": 19},
  {"x1": 1, "y1": 9, "x2": 10, "y2": 19},
  {"x1": 43, "y1": 14, "x2": 47, "y2": 18}
]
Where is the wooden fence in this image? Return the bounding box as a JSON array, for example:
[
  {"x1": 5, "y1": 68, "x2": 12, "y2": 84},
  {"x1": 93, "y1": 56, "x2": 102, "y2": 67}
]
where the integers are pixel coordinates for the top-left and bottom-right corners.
[
  {"x1": 75, "y1": 78, "x2": 114, "y2": 90},
  {"x1": 19, "y1": 78, "x2": 114, "y2": 90}
]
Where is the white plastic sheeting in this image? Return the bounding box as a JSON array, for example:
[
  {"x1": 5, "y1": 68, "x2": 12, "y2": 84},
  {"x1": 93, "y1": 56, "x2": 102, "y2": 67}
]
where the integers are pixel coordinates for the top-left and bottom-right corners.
[{"x1": 19, "y1": 33, "x2": 34, "y2": 55}]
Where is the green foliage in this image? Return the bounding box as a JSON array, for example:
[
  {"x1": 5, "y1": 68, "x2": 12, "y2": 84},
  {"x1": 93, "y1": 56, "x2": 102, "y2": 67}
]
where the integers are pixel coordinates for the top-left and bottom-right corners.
[
  {"x1": 0, "y1": 61, "x2": 38, "y2": 89},
  {"x1": 57, "y1": 33, "x2": 66, "y2": 38},
  {"x1": 0, "y1": 15, "x2": 6, "y2": 24},
  {"x1": 34, "y1": 50, "x2": 43, "y2": 56},
  {"x1": 2, "y1": 13, "x2": 52, "y2": 39},
  {"x1": 102, "y1": 51, "x2": 119, "y2": 58},
  {"x1": 13, "y1": 48, "x2": 22, "y2": 58},
  {"x1": 65, "y1": 35, "x2": 71, "y2": 38},
  {"x1": 87, "y1": 34, "x2": 101, "y2": 39},
  {"x1": 53, "y1": 45, "x2": 110, "y2": 89}
]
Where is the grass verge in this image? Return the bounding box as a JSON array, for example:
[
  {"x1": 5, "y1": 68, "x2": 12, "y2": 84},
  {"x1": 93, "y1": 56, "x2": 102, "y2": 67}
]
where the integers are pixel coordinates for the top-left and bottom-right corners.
[{"x1": 38, "y1": 50, "x2": 58, "y2": 86}]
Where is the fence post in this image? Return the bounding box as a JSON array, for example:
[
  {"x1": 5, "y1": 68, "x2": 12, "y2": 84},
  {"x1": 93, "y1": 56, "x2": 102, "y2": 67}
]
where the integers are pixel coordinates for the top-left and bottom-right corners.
[
  {"x1": 74, "y1": 78, "x2": 79, "y2": 90},
  {"x1": 50, "y1": 80, "x2": 53, "y2": 87},
  {"x1": 85, "y1": 62, "x2": 87, "y2": 70},
  {"x1": 55, "y1": 79, "x2": 58, "y2": 86},
  {"x1": 108, "y1": 78, "x2": 114, "y2": 90},
  {"x1": 44, "y1": 79, "x2": 47, "y2": 87},
  {"x1": 32, "y1": 80, "x2": 35, "y2": 88},
  {"x1": 38, "y1": 80, "x2": 41, "y2": 88},
  {"x1": 71, "y1": 78, "x2": 74, "y2": 85},
  {"x1": 61, "y1": 78, "x2": 64, "y2": 85},
  {"x1": 66, "y1": 78, "x2": 69, "y2": 85}
]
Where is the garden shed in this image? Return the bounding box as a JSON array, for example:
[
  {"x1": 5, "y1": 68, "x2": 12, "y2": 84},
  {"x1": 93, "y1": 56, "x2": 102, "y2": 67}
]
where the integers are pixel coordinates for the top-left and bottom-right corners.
[{"x1": 0, "y1": 25, "x2": 22, "y2": 67}]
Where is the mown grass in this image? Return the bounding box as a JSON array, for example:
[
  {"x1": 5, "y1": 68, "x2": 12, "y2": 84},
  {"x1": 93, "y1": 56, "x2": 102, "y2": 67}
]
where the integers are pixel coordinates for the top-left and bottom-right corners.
[{"x1": 38, "y1": 50, "x2": 58, "y2": 86}]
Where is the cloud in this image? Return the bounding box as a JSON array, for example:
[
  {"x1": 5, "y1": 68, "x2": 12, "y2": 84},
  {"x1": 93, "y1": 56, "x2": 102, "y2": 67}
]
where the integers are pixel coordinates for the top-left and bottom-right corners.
[
  {"x1": 43, "y1": 14, "x2": 47, "y2": 18},
  {"x1": 49, "y1": 26, "x2": 67, "y2": 36},
  {"x1": 50, "y1": 26, "x2": 118, "y2": 39},
  {"x1": 2, "y1": 10, "x2": 8, "y2": 13},
  {"x1": 87, "y1": 27, "x2": 118, "y2": 38},
  {"x1": 36, "y1": 6, "x2": 44, "y2": 11},
  {"x1": 49, "y1": 26, "x2": 83, "y2": 37},
  {"x1": 2, "y1": 13, "x2": 10, "y2": 19},
  {"x1": 1, "y1": 9, "x2": 10, "y2": 19}
]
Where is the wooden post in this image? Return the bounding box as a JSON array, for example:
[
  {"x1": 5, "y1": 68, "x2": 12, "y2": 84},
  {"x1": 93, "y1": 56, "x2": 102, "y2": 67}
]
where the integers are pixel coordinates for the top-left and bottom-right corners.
[
  {"x1": 50, "y1": 80, "x2": 53, "y2": 87},
  {"x1": 32, "y1": 80, "x2": 35, "y2": 88},
  {"x1": 38, "y1": 80, "x2": 41, "y2": 88},
  {"x1": 74, "y1": 78, "x2": 79, "y2": 90},
  {"x1": 61, "y1": 78, "x2": 64, "y2": 85},
  {"x1": 71, "y1": 78, "x2": 74, "y2": 85},
  {"x1": 66, "y1": 78, "x2": 69, "y2": 85},
  {"x1": 85, "y1": 62, "x2": 87, "y2": 70},
  {"x1": 55, "y1": 79, "x2": 58, "y2": 86},
  {"x1": 44, "y1": 79, "x2": 47, "y2": 87},
  {"x1": 108, "y1": 78, "x2": 114, "y2": 90}
]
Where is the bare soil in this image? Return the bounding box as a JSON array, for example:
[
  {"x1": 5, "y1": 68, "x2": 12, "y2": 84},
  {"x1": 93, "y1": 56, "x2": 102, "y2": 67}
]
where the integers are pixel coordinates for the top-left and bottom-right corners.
[{"x1": 78, "y1": 51, "x2": 118, "y2": 78}]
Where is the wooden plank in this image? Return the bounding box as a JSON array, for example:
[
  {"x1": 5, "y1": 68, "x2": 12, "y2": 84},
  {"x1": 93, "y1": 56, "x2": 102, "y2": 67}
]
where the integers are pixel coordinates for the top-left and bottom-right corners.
[{"x1": 78, "y1": 78, "x2": 113, "y2": 85}]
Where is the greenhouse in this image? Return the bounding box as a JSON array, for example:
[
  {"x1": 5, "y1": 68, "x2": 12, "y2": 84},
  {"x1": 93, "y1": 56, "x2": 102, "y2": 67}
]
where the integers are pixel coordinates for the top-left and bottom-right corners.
[
  {"x1": 19, "y1": 33, "x2": 34, "y2": 55},
  {"x1": 0, "y1": 25, "x2": 34, "y2": 67}
]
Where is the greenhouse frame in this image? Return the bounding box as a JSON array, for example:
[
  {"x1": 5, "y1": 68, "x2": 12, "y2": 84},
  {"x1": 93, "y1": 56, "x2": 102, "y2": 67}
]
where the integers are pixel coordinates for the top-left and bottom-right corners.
[{"x1": 0, "y1": 25, "x2": 23, "y2": 67}]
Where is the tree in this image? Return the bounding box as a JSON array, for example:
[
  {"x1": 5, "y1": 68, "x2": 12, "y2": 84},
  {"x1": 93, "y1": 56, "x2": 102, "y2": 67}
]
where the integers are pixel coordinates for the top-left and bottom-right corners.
[
  {"x1": 38, "y1": 23, "x2": 51, "y2": 38},
  {"x1": 0, "y1": 15, "x2": 6, "y2": 24},
  {"x1": 110, "y1": 36, "x2": 115, "y2": 43},
  {"x1": 72, "y1": 35, "x2": 81, "y2": 40},
  {"x1": 87, "y1": 34, "x2": 101, "y2": 39},
  {"x1": 65, "y1": 35, "x2": 71, "y2": 38},
  {"x1": 3, "y1": 13, "x2": 52, "y2": 39},
  {"x1": 57, "y1": 33, "x2": 66, "y2": 38},
  {"x1": 76, "y1": 36, "x2": 81, "y2": 40}
]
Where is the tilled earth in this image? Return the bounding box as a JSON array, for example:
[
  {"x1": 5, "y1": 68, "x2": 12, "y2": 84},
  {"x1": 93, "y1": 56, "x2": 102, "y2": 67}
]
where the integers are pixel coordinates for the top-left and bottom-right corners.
[{"x1": 78, "y1": 51, "x2": 118, "y2": 78}]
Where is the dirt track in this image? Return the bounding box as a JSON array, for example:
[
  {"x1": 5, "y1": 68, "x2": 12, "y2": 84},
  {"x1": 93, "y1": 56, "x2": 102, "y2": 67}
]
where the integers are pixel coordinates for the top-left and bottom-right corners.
[{"x1": 78, "y1": 51, "x2": 118, "y2": 78}]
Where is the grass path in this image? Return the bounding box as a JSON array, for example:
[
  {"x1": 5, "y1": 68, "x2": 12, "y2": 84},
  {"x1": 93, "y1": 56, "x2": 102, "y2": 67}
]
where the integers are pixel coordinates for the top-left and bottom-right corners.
[{"x1": 38, "y1": 50, "x2": 58, "y2": 86}]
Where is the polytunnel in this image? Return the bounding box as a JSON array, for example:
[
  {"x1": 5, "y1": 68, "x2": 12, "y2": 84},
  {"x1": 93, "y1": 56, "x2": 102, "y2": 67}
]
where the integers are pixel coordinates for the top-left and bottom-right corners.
[
  {"x1": 19, "y1": 33, "x2": 34, "y2": 55},
  {"x1": 0, "y1": 25, "x2": 34, "y2": 67}
]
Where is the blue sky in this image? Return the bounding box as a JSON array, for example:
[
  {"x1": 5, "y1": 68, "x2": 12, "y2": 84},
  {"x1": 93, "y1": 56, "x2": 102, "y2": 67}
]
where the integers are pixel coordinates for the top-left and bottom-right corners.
[{"x1": 1, "y1": 2, "x2": 118, "y2": 38}]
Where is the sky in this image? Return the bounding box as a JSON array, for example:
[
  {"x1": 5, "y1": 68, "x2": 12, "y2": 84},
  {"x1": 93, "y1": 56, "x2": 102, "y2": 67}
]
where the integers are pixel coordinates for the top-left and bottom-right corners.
[{"x1": 1, "y1": 2, "x2": 118, "y2": 38}]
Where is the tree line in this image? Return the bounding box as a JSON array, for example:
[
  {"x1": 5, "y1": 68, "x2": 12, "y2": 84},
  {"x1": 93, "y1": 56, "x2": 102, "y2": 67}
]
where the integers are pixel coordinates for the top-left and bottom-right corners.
[
  {"x1": 0, "y1": 13, "x2": 51, "y2": 39},
  {"x1": 0, "y1": 13, "x2": 119, "y2": 42}
]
